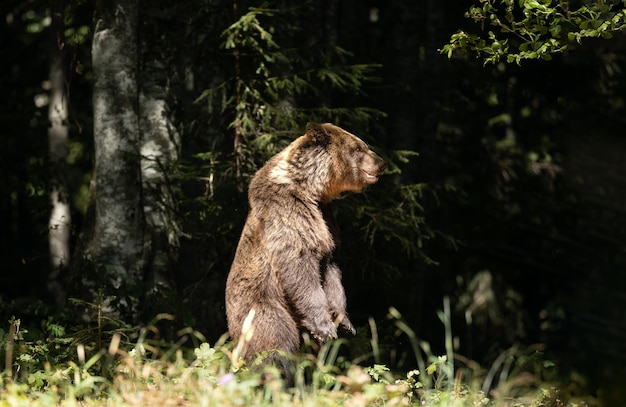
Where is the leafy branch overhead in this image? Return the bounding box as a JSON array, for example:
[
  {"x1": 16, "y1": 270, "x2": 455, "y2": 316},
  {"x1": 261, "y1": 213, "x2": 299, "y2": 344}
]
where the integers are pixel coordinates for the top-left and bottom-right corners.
[
  {"x1": 442, "y1": 0, "x2": 626, "y2": 64},
  {"x1": 195, "y1": 3, "x2": 382, "y2": 166}
]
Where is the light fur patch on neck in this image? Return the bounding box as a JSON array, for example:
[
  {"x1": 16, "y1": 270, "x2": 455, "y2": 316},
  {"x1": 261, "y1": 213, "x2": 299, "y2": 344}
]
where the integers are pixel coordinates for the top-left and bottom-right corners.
[{"x1": 268, "y1": 150, "x2": 293, "y2": 185}]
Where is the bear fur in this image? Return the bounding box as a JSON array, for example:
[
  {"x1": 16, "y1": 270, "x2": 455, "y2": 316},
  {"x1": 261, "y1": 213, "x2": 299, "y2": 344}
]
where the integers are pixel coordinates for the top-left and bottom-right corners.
[{"x1": 225, "y1": 122, "x2": 386, "y2": 365}]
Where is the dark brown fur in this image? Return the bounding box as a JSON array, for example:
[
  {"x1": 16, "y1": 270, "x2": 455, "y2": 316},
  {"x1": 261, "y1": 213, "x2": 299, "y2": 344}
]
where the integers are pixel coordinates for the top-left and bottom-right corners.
[{"x1": 225, "y1": 123, "x2": 386, "y2": 364}]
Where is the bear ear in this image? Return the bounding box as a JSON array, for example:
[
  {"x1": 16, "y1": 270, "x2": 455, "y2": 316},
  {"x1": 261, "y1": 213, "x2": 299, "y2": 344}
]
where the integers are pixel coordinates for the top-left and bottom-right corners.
[{"x1": 306, "y1": 122, "x2": 332, "y2": 146}]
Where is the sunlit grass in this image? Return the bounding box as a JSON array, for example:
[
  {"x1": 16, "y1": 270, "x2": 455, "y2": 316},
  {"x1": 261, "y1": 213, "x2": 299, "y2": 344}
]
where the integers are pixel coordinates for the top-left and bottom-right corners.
[{"x1": 0, "y1": 304, "x2": 596, "y2": 407}]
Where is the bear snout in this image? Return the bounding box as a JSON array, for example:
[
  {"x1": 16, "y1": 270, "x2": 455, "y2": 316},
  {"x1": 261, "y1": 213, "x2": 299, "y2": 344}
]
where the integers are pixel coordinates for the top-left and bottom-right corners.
[
  {"x1": 361, "y1": 153, "x2": 386, "y2": 183},
  {"x1": 375, "y1": 155, "x2": 387, "y2": 174}
]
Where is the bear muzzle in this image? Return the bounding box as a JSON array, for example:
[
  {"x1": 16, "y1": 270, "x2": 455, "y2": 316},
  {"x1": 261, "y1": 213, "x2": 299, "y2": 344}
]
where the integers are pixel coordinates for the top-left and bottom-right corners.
[
  {"x1": 361, "y1": 169, "x2": 380, "y2": 183},
  {"x1": 362, "y1": 154, "x2": 387, "y2": 184}
]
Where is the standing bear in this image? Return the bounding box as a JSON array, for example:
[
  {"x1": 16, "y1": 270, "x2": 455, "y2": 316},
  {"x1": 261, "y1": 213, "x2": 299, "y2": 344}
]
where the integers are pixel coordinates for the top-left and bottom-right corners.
[{"x1": 225, "y1": 122, "x2": 386, "y2": 365}]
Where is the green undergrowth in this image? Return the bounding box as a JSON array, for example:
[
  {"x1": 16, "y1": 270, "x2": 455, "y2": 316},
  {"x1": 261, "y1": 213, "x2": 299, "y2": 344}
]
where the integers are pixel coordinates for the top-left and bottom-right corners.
[{"x1": 0, "y1": 307, "x2": 595, "y2": 407}]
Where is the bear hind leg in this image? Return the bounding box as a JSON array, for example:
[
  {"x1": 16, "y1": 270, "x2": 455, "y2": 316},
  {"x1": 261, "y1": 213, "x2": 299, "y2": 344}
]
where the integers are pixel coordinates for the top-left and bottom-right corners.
[{"x1": 236, "y1": 303, "x2": 300, "y2": 365}]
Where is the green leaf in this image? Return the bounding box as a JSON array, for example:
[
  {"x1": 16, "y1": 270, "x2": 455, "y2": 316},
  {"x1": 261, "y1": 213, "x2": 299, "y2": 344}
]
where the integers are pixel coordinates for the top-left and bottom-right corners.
[{"x1": 549, "y1": 24, "x2": 561, "y2": 37}]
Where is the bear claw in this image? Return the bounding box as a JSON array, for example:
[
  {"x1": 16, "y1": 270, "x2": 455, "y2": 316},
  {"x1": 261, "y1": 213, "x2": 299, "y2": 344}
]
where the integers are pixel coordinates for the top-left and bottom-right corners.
[{"x1": 339, "y1": 318, "x2": 356, "y2": 336}]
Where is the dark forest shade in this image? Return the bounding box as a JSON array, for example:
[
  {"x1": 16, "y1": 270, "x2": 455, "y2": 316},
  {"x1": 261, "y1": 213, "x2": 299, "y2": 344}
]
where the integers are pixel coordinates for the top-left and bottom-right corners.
[{"x1": 1, "y1": 0, "x2": 625, "y2": 403}]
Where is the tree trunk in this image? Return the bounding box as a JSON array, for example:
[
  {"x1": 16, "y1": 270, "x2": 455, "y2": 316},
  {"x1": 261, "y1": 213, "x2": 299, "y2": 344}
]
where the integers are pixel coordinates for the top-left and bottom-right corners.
[
  {"x1": 85, "y1": 0, "x2": 144, "y2": 322},
  {"x1": 71, "y1": 0, "x2": 185, "y2": 324},
  {"x1": 47, "y1": 1, "x2": 70, "y2": 308},
  {"x1": 138, "y1": 1, "x2": 182, "y2": 300}
]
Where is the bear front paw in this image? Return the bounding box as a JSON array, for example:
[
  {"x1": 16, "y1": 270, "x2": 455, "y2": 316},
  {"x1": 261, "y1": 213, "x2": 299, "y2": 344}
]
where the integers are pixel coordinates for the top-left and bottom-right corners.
[
  {"x1": 306, "y1": 316, "x2": 338, "y2": 343},
  {"x1": 338, "y1": 316, "x2": 356, "y2": 336}
]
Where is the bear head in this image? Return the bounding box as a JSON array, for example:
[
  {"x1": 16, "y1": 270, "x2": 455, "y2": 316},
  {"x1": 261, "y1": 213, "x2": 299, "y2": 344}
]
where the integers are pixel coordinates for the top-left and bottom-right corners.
[{"x1": 304, "y1": 122, "x2": 386, "y2": 201}]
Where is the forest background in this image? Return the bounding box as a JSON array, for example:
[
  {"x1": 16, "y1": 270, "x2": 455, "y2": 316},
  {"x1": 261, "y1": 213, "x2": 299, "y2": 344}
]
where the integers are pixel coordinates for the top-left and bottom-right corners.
[{"x1": 2, "y1": 0, "x2": 626, "y2": 405}]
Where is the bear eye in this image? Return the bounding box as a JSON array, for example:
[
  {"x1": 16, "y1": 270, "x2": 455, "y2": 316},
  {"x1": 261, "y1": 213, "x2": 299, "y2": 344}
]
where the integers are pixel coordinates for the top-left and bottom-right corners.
[{"x1": 355, "y1": 145, "x2": 363, "y2": 153}]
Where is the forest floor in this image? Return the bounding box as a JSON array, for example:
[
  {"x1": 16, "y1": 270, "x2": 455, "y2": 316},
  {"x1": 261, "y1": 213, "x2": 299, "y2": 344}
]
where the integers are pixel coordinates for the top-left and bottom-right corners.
[{"x1": 0, "y1": 338, "x2": 595, "y2": 407}]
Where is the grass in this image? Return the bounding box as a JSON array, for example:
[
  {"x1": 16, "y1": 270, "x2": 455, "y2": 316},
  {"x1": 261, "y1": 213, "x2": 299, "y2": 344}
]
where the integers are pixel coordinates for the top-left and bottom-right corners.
[{"x1": 0, "y1": 305, "x2": 597, "y2": 407}]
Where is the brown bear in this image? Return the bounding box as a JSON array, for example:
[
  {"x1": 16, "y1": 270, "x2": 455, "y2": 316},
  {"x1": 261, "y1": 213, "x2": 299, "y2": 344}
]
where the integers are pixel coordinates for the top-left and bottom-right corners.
[{"x1": 225, "y1": 122, "x2": 386, "y2": 366}]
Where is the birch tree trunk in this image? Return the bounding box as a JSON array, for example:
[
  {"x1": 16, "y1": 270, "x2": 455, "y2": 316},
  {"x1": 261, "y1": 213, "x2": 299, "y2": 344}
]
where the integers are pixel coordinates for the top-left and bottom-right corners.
[
  {"x1": 86, "y1": 0, "x2": 144, "y2": 322},
  {"x1": 47, "y1": 1, "x2": 70, "y2": 308}
]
